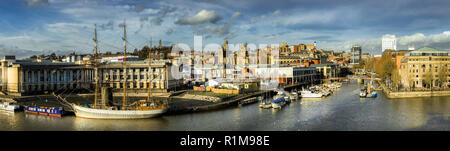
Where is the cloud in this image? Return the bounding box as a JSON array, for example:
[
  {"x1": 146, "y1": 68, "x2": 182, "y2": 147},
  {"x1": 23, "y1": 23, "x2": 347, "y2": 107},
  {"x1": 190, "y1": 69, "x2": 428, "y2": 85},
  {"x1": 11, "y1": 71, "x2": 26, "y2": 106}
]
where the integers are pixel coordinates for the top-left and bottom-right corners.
[
  {"x1": 272, "y1": 10, "x2": 280, "y2": 16},
  {"x1": 320, "y1": 31, "x2": 450, "y2": 54},
  {"x1": 0, "y1": 44, "x2": 46, "y2": 59},
  {"x1": 150, "y1": 18, "x2": 163, "y2": 26},
  {"x1": 166, "y1": 28, "x2": 173, "y2": 35},
  {"x1": 175, "y1": 9, "x2": 222, "y2": 25},
  {"x1": 98, "y1": 20, "x2": 114, "y2": 31},
  {"x1": 26, "y1": 0, "x2": 49, "y2": 7},
  {"x1": 250, "y1": 15, "x2": 266, "y2": 23},
  {"x1": 232, "y1": 12, "x2": 243, "y2": 19},
  {"x1": 149, "y1": 7, "x2": 177, "y2": 26},
  {"x1": 140, "y1": 16, "x2": 149, "y2": 22}
]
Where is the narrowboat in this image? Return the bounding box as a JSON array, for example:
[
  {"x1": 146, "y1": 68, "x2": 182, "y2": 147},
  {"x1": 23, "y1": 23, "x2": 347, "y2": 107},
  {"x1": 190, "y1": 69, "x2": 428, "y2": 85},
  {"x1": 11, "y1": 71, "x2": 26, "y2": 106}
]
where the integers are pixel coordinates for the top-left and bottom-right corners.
[{"x1": 24, "y1": 106, "x2": 66, "y2": 117}]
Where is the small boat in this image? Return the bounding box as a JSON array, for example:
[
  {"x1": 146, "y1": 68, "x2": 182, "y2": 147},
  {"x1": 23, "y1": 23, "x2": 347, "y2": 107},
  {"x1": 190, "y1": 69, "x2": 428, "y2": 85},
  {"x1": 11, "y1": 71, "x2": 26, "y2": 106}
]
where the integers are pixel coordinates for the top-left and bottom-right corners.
[
  {"x1": 299, "y1": 90, "x2": 323, "y2": 98},
  {"x1": 366, "y1": 91, "x2": 377, "y2": 98},
  {"x1": 290, "y1": 92, "x2": 299, "y2": 101},
  {"x1": 239, "y1": 97, "x2": 258, "y2": 106},
  {"x1": 0, "y1": 102, "x2": 21, "y2": 111},
  {"x1": 259, "y1": 101, "x2": 272, "y2": 109},
  {"x1": 271, "y1": 97, "x2": 286, "y2": 109},
  {"x1": 24, "y1": 106, "x2": 66, "y2": 117},
  {"x1": 359, "y1": 89, "x2": 367, "y2": 97}
]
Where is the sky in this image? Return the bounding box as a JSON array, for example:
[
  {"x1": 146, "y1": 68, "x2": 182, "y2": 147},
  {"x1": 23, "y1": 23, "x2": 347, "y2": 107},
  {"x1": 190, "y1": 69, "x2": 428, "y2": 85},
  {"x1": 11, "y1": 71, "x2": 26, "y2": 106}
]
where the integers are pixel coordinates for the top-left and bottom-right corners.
[{"x1": 2, "y1": 0, "x2": 450, "y2": 58}]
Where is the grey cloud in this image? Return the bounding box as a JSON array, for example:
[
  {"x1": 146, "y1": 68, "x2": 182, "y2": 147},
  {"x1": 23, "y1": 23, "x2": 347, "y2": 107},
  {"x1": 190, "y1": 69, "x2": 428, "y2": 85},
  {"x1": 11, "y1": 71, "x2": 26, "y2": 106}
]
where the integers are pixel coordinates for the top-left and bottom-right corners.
[
  {"x1": 134, "y1": 0, "x2": 149, "y2": 13},
  {"x1": 157, "y1": 7, "x2": 177, "y2": 16},
  {"x1": 175, "y1": 10, "x2": 222, "y2": 25},
  {"x1": 166, "y1": 28, "x2": 173, "y2": 35},
  {"x1": 99, "y1": 20, "x2": 114, "y2": 31},
  {"x1": 26, "y1": 0, "x2": 49, "y2": 7},
  {"x1": 232, "y1": 12, "x2": 243, "y2": 19},
  {"x1": 140, "y1": 16, "x2": 149, "y2": 22},
  {"x1": 150, "y1": 18, "x2": 162, "y2": 26},
  {"x1": 149, "y1": 7, "x2": 177, "y2": 26},
  {"x1": 0, "y1": 44, "x2": 45, "y2": 59},
  {"x1": 272, "y1": 10, "x2": 280, "y2": 16}
]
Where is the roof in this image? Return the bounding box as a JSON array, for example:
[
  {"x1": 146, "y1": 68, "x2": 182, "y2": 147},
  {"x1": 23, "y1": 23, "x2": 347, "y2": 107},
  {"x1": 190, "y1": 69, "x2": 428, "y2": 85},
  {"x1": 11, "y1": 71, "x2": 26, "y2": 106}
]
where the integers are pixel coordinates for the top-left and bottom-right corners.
[{"x1": 407, "y1": 47, "x2": 448, "y2": 56}]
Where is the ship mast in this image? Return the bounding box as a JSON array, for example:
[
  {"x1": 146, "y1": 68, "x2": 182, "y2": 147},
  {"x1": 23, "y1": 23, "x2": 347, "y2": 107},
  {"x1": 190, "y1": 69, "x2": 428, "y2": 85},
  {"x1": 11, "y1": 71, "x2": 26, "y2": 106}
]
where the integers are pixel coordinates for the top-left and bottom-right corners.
[
  {"x1": 93, "y1": 24, "x2": 99, "y2": 109},
  {"x1": 122, "y1": 19, "x2": 127, "y2": 110},
  {"x1": 147, "y1": 36, "x2": 152, "y2": 103}
]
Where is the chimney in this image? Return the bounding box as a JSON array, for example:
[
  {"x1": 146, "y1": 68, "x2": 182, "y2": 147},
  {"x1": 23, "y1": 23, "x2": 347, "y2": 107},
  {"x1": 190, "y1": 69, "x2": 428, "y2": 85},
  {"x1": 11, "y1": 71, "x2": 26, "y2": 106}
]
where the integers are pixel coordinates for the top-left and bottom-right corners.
[{"x1": 159, "y1": 40, "x2": 162, "y2": 49}]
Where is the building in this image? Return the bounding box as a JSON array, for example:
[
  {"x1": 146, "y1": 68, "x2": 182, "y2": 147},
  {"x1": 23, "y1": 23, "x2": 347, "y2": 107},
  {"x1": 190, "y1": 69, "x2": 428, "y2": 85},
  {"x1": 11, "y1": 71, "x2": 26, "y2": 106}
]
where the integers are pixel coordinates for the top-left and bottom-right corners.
[
  {"x1": 101, "y1": 55, "x2": 141, "y2": 63},
  {"x1": 382, "y1": 34, "x2": 397, "y2": 52},
  {"x1": 0, "y1": 56, "x2": 181, "y2": 95},
  {"x1": 310, "y1": 63, "x2": 339, "y2": 79},
  {"x1": 64, "y1": 54, "x2": 87, "y2": 63},
  {"x1": 399, "y1": 47, "x2": 450, "y2": 89},
  {"x1": 252, "y1": 65, "x2": 321, "y2": 86},
  {"x1": 350, "y1": 45, "x2": 362, "y2": 64}
]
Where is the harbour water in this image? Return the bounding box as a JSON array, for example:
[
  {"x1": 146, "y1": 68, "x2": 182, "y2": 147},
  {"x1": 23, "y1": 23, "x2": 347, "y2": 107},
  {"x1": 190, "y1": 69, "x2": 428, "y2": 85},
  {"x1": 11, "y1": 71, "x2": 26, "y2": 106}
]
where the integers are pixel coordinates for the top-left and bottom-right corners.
[{"x1": 1, "y1": 81, "x2": 449, "y2": 131}]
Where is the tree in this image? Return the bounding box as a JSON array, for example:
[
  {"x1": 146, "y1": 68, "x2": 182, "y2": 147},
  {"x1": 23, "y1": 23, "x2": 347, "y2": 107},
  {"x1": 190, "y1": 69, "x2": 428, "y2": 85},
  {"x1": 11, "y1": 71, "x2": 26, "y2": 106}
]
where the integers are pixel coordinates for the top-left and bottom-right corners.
[
  {"x1": 438, "y1": 65, "x2": 448, "y2": 89},
  {"x1": 50, "y1": 53, "x2": 57, "y2": 60},
  {"x1": 364, "y1": 58, "x2": 375, "y2": 72},
  {"x1": 407, "y1": 73, "x2": 415, "y2": 91},
  {"x1": 423, "y1": 70, "x2": 433, "y2": 90},
  {"x1": 391, "y1": 68, "x2": 401, "y2": 91},
  {"x1": 375, "y1": 53, "x2": 396, "y2": 89}
]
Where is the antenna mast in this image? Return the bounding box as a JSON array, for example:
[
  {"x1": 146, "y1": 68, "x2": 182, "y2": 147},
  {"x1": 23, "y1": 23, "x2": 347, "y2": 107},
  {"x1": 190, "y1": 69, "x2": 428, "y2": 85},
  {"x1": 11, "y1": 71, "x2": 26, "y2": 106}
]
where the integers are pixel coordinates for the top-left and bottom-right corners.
[
  {"x1": 93, "y1": 24, "x2": 99, "y2": 109},
  {"x1": 147, "y1": 36, "x2": 152, "y2": 102},
  {"x1": 122, "y1": 18, "x2": 127, "y2": 110}
]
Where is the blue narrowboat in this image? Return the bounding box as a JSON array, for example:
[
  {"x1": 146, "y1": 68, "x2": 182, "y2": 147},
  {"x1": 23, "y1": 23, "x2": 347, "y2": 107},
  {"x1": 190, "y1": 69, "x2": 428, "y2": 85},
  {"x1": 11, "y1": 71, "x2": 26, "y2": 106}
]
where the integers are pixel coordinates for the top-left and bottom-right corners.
[{"x1": 24, "y1": 106, "x2": 66, "y2": 117}]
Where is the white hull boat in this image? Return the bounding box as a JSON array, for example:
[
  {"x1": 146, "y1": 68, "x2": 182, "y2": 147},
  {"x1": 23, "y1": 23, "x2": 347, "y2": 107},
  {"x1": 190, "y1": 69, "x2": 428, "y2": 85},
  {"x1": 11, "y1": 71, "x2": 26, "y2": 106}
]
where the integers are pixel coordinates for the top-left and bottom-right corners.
[
  {"x1": 299, "y1": 91, "x2": 323, "y2": 98},
  {"x1": 0, "y1": 102, "x2": 20, "y2": 111},
  {"x1": 72, "y1": 104, "x2": 167, "y2": 119}
]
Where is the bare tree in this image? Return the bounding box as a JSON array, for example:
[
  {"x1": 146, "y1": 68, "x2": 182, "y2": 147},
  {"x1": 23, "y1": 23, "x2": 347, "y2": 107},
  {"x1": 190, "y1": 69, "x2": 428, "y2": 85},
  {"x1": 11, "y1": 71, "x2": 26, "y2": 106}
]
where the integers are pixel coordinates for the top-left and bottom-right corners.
[{"x1": 438, "y1": 64, "x2": 448, "y2": 90}]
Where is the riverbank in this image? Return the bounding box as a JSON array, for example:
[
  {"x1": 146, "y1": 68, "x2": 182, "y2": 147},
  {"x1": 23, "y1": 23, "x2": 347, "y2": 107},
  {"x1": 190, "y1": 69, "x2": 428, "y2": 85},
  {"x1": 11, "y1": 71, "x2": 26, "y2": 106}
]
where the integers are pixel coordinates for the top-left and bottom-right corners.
[
  {"x1": 0, "y1": 90, "x2": 273, "y2": 115},
  {"x1": 167, "y1": 90, "x2": 273, "y2": 114},
  {"x1": 382, "y1": 86, "x2": 450, "y2": 98}
]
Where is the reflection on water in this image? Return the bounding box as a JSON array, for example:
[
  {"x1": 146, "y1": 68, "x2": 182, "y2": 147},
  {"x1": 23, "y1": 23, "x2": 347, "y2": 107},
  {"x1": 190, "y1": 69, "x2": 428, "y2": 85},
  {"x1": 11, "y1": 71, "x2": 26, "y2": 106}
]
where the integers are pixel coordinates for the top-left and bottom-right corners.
[
  {"x1": 1, "y1": 81, "x2": 450, "y2": 131},
  {"x1": 72, "y1": 117, "x2": 170, "y2": 131},
  {"x1": 0, "y1": 110, "x2": 18, "y2": 130}
]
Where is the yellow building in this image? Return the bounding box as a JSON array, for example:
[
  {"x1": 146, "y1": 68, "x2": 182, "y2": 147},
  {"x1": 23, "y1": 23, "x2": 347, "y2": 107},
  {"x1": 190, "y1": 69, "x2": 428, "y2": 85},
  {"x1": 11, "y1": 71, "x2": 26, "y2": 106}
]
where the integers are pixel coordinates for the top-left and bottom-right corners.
[{"x1": 399, "y1": 47, "x2": 450, "y2": 89}]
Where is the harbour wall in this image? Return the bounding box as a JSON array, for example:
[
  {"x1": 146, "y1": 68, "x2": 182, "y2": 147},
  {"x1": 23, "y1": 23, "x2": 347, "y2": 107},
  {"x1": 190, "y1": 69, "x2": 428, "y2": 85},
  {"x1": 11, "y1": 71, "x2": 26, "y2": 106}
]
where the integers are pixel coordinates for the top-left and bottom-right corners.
[{"x1": 383, "y1": 87, "x2": 450, "y2": 98}]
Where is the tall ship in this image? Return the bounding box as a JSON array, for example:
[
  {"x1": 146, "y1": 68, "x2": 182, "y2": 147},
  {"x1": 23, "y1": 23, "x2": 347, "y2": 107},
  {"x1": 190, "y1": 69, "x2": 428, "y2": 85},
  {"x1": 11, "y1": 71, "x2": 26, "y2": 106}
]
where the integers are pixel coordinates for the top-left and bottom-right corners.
[{"x1": 70, "y1": 20, "x2": 168, "y2": 119}]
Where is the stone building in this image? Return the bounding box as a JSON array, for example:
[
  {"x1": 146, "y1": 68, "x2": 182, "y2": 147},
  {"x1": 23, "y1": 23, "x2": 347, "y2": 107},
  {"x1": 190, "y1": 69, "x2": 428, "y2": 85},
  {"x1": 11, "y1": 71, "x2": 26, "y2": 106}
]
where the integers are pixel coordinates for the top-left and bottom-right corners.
[
  {"x1": 0, "y1": 56, "x2": 182, "y2": 96},
  {"x1": 399, "y1": 47, "x2": 450, "y2": 89}
]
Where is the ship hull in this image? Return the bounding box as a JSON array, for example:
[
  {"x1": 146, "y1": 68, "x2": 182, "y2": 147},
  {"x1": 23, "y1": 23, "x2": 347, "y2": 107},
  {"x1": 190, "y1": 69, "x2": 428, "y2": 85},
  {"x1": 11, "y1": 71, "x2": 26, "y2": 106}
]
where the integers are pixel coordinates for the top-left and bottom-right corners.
[{"x1": 72, "y1": 105, "x2": 167, "y2": 119}]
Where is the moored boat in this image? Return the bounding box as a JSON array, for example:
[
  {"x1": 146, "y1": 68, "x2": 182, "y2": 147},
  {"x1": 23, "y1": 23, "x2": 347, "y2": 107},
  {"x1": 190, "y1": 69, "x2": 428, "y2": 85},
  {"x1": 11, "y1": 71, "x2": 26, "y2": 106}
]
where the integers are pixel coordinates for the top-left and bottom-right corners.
[
  {"x1": 366, "y1": 91, "x2": 377, "y2": 98},
  {"x1": 271, "y1": 97, "x2": 286, "y2": 109},
  {"x1": 239, "y1": 97, "x2": 258, "y2": 106},
  {"x1": 0, "y1": 102, "x2": 21, "y2": 111},
  {"x1": 359, "y1": 89, "x2": 367, "y2": 97},
  {"x1": 70, "y1": 21, "x2": 168, "y2": 119},
  {"x1": 72, "y1": 103, "x2": 167, "y2": 119},
  {"x1": 299, "y1": 90, "x2": 323, "y2": 98},
  {"x1": 24, "y1": 106, "x2": 66, "y2": 117}
]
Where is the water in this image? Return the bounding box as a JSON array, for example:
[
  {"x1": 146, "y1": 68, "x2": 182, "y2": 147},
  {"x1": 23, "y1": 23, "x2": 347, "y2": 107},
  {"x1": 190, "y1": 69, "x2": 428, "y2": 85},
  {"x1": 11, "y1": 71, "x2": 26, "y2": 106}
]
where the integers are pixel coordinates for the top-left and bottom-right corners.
[{"x1": 1, "y1": 81, "x2": 449, "y2": 131}]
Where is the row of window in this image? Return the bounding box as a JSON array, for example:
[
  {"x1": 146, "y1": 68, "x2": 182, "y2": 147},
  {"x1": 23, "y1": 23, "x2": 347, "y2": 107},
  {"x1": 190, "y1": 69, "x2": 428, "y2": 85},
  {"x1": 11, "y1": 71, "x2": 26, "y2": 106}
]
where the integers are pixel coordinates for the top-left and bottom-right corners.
[{"x1": 409, "y1": 58, "x2": 449, "y2": 61}]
